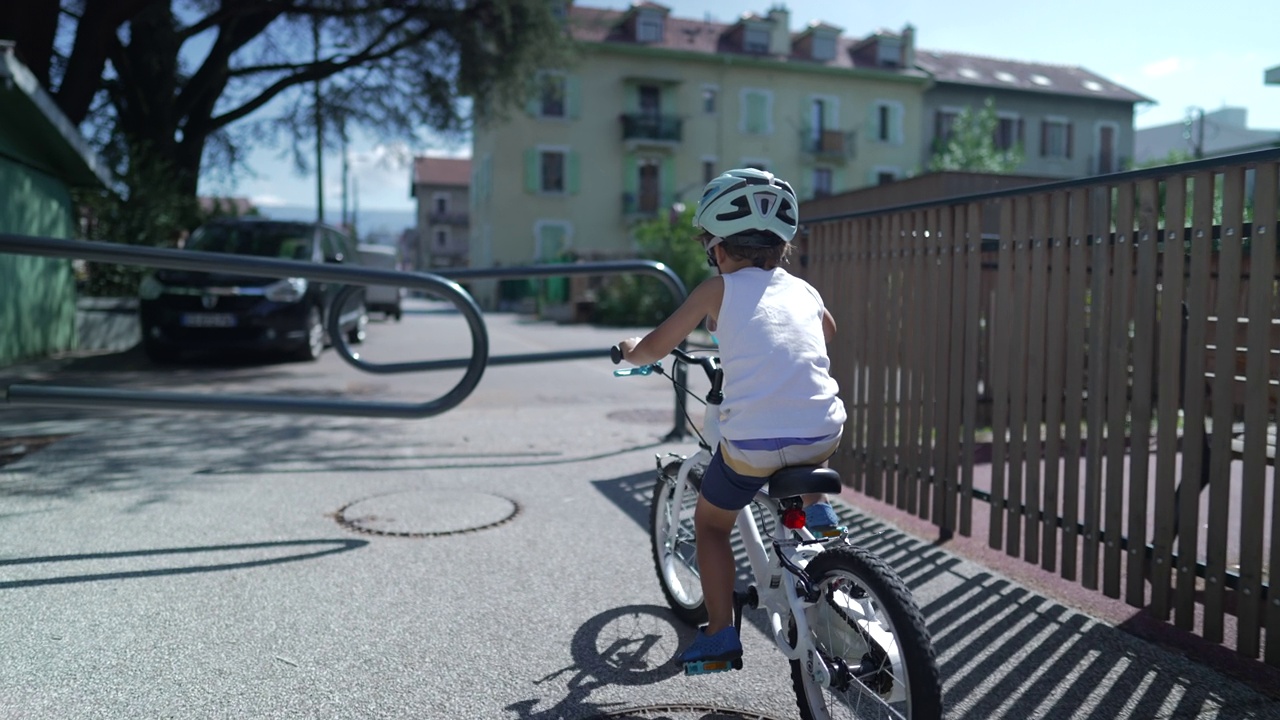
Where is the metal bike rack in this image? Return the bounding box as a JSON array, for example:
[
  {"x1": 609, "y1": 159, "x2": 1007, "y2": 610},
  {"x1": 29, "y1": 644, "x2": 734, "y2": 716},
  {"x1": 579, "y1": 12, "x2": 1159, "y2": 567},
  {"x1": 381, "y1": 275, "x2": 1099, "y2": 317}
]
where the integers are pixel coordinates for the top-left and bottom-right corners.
[{"x1": 0, "y1": 233, "x2": 690, "y2": 434}]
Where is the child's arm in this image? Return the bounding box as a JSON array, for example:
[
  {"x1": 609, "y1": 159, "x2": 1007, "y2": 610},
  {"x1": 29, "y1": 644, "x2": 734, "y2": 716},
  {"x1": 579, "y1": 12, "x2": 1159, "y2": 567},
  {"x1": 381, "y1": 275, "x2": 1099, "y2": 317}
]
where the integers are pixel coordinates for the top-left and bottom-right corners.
[
  {"x1": 822, "y1": 307, "x2": 837, "y2": 345},
  {"x1": 619, "y1": 276, "x2": 724, "y2": 365}
]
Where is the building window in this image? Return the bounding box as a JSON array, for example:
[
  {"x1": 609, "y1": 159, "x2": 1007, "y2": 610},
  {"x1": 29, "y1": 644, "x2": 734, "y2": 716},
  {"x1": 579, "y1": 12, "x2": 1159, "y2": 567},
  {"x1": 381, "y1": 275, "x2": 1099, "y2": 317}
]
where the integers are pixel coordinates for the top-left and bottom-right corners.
[
  {"x1": 433, "y1": 194, "x2": 448, "y2": 215},
  {"x1": 1096, "y1": 122, "x2": 1118, "y2": 173},
  {"x1": 540, "y1": 74, "x2": 566, "y2": 118},
  {"x1": 873, "y1": 101, "x2": 903, "y2": 145},
  {"x1": 703, "y1": 159, "x2": 717, "y2": 184},
  {"x1": 741, "y1": 88, "x2": 773, "y2": 135},
  {"x1": 1040, "y1": 118, "x2": 1073, "y2": 159},
  {"x1": 877, "y1": 172, "x2": 896, "y2": 185},
  {"x1": 702, "y1": 86, "x2": 718, "y2": 114},
  {"x1": 541, "y1": 151, "x2": 565, "y2": 192},
  {"x1": 813, "y1": 168, "x2": 833, "y2": 197},
  {"x1": 636, "y1": 11, "x2": 664, "y2": 42},
  {"x1": 934, "y1": 108, "x2": 960, "y2": 147},
  {"x1": 744, "y1": 27, "x2": 770, "y2": 53},
  {"x1": 812, "y1": 34, "x2": 836, "y2": 61},
  {"x1": 876, "y1": 37, "x2": 902, "y2": 67},
  {"x1": 995, "y1": 114, "x2": 1023, "y2": 152},
  {"x1": 434, "y1": 229, "x2": 449, "y2": 248}
]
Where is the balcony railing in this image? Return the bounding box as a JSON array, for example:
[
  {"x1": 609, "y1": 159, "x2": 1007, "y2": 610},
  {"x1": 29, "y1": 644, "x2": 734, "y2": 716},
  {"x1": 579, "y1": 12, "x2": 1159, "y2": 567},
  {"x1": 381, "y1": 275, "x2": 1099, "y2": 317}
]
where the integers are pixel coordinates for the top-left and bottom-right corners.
[
  {"x1": 427, "y1": 211, "x2": 470, "y2": 227},
  {"x1": 800, "y1": 129, "x2": 856, "y2": 161},
  {"x1": 620, "y1": 113, "x2": 683, "y2": 143}
]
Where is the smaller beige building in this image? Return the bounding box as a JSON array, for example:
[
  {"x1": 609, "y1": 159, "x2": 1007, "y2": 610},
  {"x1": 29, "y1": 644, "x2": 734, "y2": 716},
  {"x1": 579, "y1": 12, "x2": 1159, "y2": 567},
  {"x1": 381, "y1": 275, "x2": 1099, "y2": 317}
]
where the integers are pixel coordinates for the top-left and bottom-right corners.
[{"x1": 409, "y1": 156, "x2": 471, "y2": 270}]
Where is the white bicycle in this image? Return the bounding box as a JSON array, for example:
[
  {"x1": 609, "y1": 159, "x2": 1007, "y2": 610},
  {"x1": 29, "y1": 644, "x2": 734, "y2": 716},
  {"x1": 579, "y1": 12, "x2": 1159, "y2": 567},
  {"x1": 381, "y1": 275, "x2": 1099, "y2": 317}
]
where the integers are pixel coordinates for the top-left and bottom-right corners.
[{"x1": 612, "y1": 345, "x2": 943, "y2": 720}]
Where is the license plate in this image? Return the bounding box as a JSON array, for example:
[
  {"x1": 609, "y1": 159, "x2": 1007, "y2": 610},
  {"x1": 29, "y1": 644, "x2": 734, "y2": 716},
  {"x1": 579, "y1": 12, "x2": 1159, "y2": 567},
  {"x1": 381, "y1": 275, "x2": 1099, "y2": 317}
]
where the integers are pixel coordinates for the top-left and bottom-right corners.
[{"x1": 180, "y1": 313, "x2": 237, "y2": 328}]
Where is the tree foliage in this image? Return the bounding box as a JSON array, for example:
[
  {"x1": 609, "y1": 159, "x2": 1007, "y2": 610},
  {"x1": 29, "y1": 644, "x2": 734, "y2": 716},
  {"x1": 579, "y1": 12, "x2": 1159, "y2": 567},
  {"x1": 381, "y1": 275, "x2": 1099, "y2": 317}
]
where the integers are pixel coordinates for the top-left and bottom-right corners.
[
  {"x1": 595, "y1": 207, "x2": 713, "y2": 327},
  {"x1": 1, "y1": 1, "x2": 572, "y2": 247},
  {"x1": 928, "y1": 97, "x2": 1023, "y2": 174}
]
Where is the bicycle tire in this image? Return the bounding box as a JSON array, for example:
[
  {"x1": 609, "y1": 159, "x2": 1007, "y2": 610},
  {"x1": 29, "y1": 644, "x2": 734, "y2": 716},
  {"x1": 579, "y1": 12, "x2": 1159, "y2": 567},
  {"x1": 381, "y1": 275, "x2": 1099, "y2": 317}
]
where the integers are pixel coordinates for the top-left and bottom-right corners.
[
  {"x1": 649, "y1": 461, "x2": 707, "y2": 626},
  {"x1": 790, "y1": 545, "x2": 942, "y2": 720}
]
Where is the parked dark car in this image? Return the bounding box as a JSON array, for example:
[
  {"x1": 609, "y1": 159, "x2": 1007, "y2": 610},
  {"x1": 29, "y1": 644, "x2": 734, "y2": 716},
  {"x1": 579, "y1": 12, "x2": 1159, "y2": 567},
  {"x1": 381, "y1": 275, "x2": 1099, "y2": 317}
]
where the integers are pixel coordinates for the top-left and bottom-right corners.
[{"x1": 138, "y1": 219, "x2": 368, "y2": 362}]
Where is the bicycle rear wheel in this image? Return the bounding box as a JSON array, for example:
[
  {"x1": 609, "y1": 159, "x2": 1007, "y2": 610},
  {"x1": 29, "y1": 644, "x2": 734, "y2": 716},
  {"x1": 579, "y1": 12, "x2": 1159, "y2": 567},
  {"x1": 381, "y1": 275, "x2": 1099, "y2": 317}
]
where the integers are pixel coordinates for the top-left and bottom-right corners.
[
  {"x1": 649, "y1": 459, "x2": 707, "y2": 626},
  {"x1": 790, "y1": 545, "x2": 942, "y2": 720}
]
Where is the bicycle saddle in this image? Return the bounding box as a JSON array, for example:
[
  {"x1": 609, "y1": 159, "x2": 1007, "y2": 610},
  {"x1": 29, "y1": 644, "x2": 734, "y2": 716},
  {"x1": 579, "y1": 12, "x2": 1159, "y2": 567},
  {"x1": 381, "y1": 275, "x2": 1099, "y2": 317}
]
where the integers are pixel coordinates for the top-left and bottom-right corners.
[{"x1": 765, "y1": 465, "x2": 842, "y2": 498}]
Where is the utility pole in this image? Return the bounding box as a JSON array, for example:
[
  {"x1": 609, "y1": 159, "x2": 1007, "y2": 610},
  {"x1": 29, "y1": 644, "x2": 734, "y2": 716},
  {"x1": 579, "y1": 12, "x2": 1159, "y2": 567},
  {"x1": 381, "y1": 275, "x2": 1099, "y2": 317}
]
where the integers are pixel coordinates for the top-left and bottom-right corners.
[
  {"x1": 313, "y1": 16, "x2": 324, "y2": 223},
  {"x1": 1184, "y1": 106, "x2": 1205, "y2": 159}
]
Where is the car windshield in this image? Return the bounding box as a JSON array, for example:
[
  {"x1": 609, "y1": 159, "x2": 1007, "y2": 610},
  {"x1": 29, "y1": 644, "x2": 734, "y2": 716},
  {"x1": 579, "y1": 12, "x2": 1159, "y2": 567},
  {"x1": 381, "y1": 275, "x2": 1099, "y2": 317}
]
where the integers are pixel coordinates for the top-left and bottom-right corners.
[{"x1": 187, "y1": 224, "x2": 315, "y2": 260}]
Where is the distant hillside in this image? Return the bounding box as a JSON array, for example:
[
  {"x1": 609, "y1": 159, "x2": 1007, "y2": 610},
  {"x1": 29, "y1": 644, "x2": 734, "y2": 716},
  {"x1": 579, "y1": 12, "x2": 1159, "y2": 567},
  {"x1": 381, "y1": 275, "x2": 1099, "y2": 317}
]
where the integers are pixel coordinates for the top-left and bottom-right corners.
[{"x1": 256, "y1": 205, "x2": 415, "y2": 238}]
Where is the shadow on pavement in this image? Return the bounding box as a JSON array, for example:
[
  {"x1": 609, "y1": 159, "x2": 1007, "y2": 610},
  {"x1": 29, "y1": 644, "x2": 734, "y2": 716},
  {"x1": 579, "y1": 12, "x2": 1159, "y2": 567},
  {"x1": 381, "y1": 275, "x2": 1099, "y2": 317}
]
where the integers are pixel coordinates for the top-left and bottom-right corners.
[
  {"x1": 506, "y1": 604, "x2": 692, "y2": 720},
  {"x1": 0, "y1": 538, "x2": 368, "y2": 590},
  {"x1": 590, "y1": 472, "x2": 1280, "y2": 720}
]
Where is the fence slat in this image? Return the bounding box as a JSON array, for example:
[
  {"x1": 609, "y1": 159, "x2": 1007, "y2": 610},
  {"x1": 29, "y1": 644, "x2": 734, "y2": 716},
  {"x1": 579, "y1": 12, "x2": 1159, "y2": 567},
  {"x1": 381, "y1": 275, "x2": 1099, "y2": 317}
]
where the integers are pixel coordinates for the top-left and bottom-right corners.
[
  {"x1": 939, "y1": 206, "x2": 962, "y2": 533},
  {"x1": 886, "y1": 213, "x2": 907, "y2": 508},
  {"x1": 1151, "y1": 175, "x2": 1188, "y2": 620},
  {"x1": 867, "y1": 214, "x2": 889, "y2": 500},
  {"x1": 1103, "y1": 182, "x2": 1136, "y2": 599},
  {"x1": 1005, "y1": 197, "x2": 1031, "y2": 558},
  {"x1": 1238, "y1": 162, "x2": 1277, "y2": 659},
  {"x1": 1126, "y1": 179, "x2": 1160, "y2": 607},
  {"x1": 1257, "y1": 163, "x2": 1280, "y2": 667},
  {"x1": 1062, "y1": 189, "x2": 1089, "y2": 582},
  {"x1": 924, "y1": 208, "x2": 947, "y2": 520},
  {"x1": 1042, "y1": 192, "x2": 1070, "y2": 572},
  {"x1": 849, "y1": 219, "x2": 869, "y2": 492},
  {"x1": 1024, "y1": 194, "x2": 1050, "y2": 565},
  {"x1": 1203, "y1": 168, "x2": 1246, "y2": 643},
  {"x1": 898, "y1": 212, "x2": 922, "y2": 512},
  {"x1": 989, "y1": 200, "x2": 1015, "y2": 549},
  {"x1": 1176, "y1": 170, "x2": 1216, "y2": 630},
  {"x1": 961, "y1": 204, "x2": 982, "y2": 537},
  {"x1": 1083, "y1": 186, "x2": 1113, "y2": 592}
]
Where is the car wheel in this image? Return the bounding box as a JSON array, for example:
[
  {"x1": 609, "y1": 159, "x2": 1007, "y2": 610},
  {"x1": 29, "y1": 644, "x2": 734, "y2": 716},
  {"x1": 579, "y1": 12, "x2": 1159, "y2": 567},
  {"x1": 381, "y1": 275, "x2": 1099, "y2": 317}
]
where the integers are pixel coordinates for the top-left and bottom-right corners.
[
  {"x1": 347, "y1": 303, "x2": 368, "y2": 345},
  {"x1": 293, "y1": 306, "x2": 324, "y2": 361},
  {"x1": 142, "y1": 339, "x2": 179, "y2": 364}
]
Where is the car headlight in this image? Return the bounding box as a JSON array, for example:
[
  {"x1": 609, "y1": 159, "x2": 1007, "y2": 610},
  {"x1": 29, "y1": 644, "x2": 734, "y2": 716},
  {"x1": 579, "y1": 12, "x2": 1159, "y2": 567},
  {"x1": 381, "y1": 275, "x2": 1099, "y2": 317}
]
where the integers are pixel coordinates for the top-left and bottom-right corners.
[
  {"x1": 264, "y1": 277, "x2": 308, "y2": 303},
  {"x1": 139, "y1": 275, "x2": 164, "y2": 300}
]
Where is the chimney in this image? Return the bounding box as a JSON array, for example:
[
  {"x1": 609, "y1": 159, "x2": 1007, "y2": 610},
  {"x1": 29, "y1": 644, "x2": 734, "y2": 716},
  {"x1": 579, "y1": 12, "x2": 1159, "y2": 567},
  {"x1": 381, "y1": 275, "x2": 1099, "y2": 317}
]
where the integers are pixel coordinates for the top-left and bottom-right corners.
[
  {"x1": 901, "y1": 24, "x2": 916, "y2": 68},
  {"x1": 767, "y1": 4, "x2": 790, "y2": 56}
]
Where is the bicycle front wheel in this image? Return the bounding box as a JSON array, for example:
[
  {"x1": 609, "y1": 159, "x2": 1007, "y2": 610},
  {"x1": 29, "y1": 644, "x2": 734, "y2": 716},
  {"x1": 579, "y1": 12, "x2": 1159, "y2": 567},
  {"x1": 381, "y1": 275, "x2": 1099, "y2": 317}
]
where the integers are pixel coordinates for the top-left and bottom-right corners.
[
  {"x1": 791, "y1": 545, "x2": 942, "y2": 720},
  {"x1": 649, "y1": 460, "x2": 707, "y2": 626}
]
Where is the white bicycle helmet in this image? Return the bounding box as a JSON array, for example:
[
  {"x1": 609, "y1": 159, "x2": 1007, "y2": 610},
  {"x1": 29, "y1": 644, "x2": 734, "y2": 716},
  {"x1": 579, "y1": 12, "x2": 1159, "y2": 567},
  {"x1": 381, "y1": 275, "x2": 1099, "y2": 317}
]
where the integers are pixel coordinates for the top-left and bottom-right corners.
[{"x1": 693, "y1": 168, "x2": 798, "y2": 245}]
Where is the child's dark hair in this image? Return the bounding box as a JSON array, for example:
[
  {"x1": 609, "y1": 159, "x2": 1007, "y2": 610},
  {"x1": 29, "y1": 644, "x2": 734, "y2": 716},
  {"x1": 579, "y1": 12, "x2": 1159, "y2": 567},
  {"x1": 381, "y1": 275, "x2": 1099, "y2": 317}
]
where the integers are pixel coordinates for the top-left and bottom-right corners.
[{"x1": 722, "y1": 231, "x2": 792, "y2": 269}]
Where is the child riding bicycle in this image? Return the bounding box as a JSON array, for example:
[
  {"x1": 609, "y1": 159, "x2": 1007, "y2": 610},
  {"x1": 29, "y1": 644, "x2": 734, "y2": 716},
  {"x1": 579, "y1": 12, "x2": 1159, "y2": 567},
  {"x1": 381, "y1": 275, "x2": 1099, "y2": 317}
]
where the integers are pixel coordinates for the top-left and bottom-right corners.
[{"x1": 617, "y1": 168, "x2": 847, "y2": 671}]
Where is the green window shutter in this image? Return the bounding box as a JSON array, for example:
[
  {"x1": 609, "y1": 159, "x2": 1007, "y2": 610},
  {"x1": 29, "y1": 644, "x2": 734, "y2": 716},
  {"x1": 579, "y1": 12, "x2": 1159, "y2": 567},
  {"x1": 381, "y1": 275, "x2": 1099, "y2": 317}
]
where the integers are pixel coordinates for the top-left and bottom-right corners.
[
  {"x1": 525, "y1": 149, "x2": 540, "y2": 193},
  {"x1": 623, "y1": 155, "x2": 638, "y2": 195},
  {"x1": 567, "y1": 152, "x2": 581, "y2": 195},
  {"x1": 746, "y1": 92, "x2": 765, "y2": 133},
  {"x1": 567, "y1": 76, "x2": 582, "y2": 119},
  {"x1": 833, "y1": 168, "x2": 846, "y2": 193},
  {"x1": 796, "y1": 171, "x2": 811, "y2": 201},
  {"x1": 661, "y1": 156, "x2": 676, "y2": 204},
  {"x1": 891, "y1": 105, "x2": 905, "y2": 145}
]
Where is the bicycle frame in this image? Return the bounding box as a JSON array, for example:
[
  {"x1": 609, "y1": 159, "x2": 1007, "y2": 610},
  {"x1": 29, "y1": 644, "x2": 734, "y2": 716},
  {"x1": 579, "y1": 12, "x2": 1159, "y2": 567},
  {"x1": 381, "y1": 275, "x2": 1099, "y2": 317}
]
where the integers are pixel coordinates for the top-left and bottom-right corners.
[{"x1": 670, "y1": 370, "x2": 842, "y2": 686}]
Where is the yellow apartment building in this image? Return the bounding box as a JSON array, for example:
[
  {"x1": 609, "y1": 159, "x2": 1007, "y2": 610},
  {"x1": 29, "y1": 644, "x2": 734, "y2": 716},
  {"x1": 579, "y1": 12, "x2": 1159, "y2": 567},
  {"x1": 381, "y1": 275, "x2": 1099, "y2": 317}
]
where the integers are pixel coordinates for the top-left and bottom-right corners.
[{"x1": 469, "y1": 2, "x2": 928, "y2": 307}]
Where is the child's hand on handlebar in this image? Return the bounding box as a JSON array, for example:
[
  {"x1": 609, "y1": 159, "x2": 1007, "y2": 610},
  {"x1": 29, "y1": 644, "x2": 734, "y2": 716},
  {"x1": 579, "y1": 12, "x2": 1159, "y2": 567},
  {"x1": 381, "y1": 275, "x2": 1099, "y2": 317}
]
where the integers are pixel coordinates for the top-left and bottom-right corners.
[{"x1": 617, "y1": 337, "x2": 643, "y2": 364}]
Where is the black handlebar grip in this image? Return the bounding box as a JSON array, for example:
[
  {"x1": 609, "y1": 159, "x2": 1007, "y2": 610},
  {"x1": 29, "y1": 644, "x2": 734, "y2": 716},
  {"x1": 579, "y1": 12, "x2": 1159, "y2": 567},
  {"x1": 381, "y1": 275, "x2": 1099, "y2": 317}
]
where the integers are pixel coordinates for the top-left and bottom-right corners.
[{"x1": 610, "y1": 345, "x2": 623, "y2": 364}]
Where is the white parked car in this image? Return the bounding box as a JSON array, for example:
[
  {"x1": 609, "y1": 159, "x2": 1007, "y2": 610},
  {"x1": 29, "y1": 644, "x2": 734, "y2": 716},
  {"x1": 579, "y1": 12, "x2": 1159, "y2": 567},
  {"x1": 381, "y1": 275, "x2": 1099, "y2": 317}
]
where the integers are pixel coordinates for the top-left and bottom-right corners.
[{"x1": 356, "y1": 243, "x2": 403, "y2": 321}]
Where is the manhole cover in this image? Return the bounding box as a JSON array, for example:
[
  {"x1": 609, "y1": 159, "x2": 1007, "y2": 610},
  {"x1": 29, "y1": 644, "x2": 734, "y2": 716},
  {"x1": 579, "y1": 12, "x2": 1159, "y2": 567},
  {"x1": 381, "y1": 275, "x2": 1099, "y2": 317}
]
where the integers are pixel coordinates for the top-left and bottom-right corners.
[
  {"x1": 595, "y1": 706, "x2": 787, "y2": 720},
  {"x1": 335, "y1": 490, "x2": 520, "y2": 537},
  {"x1": 0, "y1": 434, "x2": 70, "y2": 468}
]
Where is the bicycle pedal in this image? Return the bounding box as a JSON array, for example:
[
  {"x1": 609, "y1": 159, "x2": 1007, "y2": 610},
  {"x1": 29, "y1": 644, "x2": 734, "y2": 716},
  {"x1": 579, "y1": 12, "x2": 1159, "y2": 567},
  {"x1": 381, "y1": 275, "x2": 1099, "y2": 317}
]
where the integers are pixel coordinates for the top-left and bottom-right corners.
[{"x1": 682, "y1": 656, "x2": 744, "y2": 675}]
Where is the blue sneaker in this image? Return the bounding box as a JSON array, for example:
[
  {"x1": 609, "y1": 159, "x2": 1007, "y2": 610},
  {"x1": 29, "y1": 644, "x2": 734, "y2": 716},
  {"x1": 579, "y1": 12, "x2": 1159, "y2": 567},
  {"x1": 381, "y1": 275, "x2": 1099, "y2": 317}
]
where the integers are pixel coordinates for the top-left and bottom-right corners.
[
  {"x1": 677, "y1": 626, "x2": 743, "y2": 674},
  {"x1": 805, "y1": 502, "x2": 844, "y2": 537}
]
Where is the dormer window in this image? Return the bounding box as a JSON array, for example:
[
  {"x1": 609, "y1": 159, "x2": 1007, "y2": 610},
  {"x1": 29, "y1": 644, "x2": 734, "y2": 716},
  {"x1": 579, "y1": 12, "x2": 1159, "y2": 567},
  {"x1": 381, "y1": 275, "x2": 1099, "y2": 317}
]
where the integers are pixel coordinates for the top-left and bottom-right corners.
[
  {"x1": 744, "y1": 26, "x2": 770, "y2": 53},
  {"x1": 812, "y1": 34, "x2": 836, "y2": 61},
  {"x1": 636, "y1": 10, "x2": 664, "y2": 42},
  {"x1": 876, "y1": 37, "x2": 902, "y2": 67}
]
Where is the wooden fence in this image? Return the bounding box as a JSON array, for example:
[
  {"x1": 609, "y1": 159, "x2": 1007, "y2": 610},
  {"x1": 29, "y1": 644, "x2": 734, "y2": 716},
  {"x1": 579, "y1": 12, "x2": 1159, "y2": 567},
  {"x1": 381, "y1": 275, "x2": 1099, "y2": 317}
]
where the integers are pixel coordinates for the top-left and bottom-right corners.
[{"x1": 799, "y1": 148, "x2": 1280, "y2": 667}]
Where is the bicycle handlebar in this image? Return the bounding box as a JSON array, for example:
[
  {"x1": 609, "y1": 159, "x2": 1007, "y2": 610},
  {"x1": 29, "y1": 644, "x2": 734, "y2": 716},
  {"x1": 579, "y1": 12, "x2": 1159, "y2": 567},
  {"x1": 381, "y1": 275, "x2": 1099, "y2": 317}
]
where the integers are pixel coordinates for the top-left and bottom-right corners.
[{"x1": 610, "y1": 345, "x2": 723, "y2": 404}]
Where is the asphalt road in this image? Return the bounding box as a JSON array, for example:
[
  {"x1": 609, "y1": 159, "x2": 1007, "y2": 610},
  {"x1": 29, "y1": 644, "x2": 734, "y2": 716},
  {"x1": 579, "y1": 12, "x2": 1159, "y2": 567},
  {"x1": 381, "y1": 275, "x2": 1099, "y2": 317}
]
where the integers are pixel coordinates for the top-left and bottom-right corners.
[{"x1": 1, "y1": 299, "x2": 1277, "y2": 719}]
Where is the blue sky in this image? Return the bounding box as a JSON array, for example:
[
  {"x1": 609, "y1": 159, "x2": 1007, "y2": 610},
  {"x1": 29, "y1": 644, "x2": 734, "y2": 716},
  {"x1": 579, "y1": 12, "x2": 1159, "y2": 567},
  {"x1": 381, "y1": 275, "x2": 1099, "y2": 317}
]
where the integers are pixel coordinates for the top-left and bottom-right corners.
[{"x1": 201, "y1": 0, "x2": 1280, "y2": 214}]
